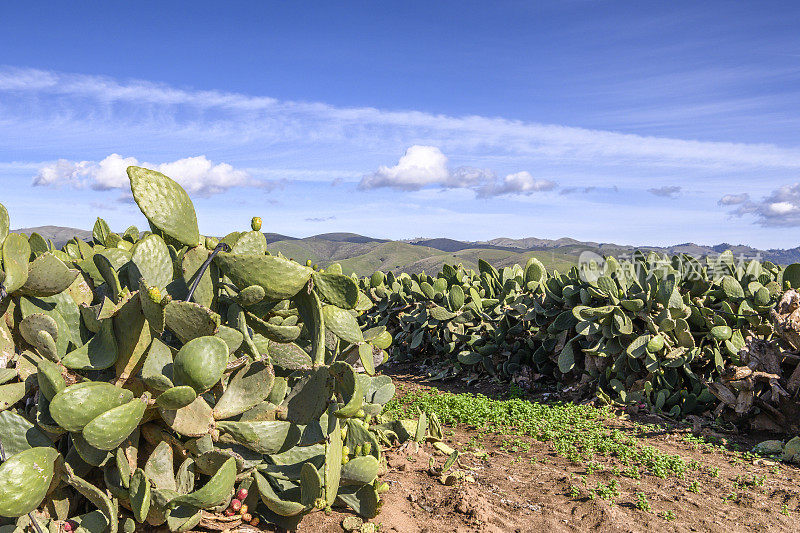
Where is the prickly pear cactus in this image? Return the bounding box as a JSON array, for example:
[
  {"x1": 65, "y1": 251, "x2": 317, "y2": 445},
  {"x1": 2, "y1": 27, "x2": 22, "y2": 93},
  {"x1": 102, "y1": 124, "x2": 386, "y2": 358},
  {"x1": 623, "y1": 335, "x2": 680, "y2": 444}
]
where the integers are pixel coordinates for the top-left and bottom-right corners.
[
  {"x1": 0, "y1": 168, "x2": 404, "y2": 532},
  {"x1": 360, "y1": 249, "x2": 789, "y2": 422}
]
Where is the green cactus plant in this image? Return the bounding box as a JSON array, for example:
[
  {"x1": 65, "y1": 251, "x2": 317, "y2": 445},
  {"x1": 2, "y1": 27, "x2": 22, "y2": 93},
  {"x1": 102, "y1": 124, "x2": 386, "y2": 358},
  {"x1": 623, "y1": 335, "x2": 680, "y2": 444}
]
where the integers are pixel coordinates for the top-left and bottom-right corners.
[
  {"x1": 4, "y1": 160, "x2": 792, "y2": 531},
  {"x1": 0, "y1": 166, "x2": 404, "y2": 531},
  {"x1": 356, "y1": 246, "x2": 787, "y2": 420}
]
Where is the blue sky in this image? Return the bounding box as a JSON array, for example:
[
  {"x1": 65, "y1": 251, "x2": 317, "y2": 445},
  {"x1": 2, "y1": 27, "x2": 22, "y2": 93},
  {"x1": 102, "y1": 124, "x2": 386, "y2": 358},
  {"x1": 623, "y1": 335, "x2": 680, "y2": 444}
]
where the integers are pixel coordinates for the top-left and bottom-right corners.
[{"x1": 1, "y1": 1, "x2": 800, "y2": 248}]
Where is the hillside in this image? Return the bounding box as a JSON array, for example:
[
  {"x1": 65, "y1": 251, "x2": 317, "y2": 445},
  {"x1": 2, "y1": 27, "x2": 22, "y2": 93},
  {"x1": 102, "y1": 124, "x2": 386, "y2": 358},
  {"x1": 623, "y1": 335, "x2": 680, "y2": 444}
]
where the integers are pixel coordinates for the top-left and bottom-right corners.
[
  {"x1": 14, "y1": 226, "x2": 93, "y2": 248},
  {"x1": 12, "y1": 226, "x2": 800, "y2": 277},
  {"x1": 269, "y1": 238, "x2": 581, "y2": 277}
]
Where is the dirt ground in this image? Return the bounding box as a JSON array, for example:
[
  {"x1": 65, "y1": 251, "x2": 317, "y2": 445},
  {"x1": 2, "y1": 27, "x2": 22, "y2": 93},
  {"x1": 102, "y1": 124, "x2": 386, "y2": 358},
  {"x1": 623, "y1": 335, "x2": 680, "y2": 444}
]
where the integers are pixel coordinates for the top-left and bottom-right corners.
[
  {"x1": 295, "y1": 365, "x2": 800, "y2": 533},
  {"x1": 301, "y1": 429, "x2": 799, "y2": 533},
  {"x1": 185, "y1": 361, "x2": 800, "y2": 533}
]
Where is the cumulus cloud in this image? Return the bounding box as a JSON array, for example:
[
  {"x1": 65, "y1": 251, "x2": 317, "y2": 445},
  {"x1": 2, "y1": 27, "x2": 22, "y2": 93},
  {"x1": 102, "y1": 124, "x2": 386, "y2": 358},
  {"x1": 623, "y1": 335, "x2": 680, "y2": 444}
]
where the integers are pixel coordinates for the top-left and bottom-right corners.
[
  {"x1": 447, "y1": 166, "x2": 496, "y2": 188},
  {"x1": 33, "y1": 154, "x2": 256, "y2": 196},
  {"x1": 359, "y1": 145, "x2": 554, "y2": 197},
  {"x1": 359, "y1": 145, "x2": 450, "y2": 191},
  {"x1": 475, "y1": 172, "x2": 556, "y2": 198},
  {"x1": 717, "y1": 193, "x2": 750, "y2": 205},
  {"x1": 648, "y1": 185, "x2": 681, "y2": 198},
  {"x1": 723, "y1": 184, "x2": 800, "y2": 226}
]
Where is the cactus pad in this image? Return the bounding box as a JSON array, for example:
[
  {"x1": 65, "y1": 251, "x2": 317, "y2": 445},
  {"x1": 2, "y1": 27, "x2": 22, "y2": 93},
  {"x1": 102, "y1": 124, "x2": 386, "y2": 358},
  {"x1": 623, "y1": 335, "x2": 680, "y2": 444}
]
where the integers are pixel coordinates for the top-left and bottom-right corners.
[{"x1": 128, "y1": 166, "x2": 200, "y2": 247}]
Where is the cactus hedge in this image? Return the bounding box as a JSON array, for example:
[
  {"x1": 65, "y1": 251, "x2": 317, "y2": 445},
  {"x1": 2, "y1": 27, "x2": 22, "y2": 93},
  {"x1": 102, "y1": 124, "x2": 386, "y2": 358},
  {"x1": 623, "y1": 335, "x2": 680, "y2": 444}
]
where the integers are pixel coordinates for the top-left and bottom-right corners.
[
  {"x1": 359, "y1": 252, "x2": 792, "y2": 421},
  {"x1": 3, "y1": 163, "x2": 798, "y2": 530},
  {"x1": 0, "y1": 167, "x2": 406, "y2": 531}
]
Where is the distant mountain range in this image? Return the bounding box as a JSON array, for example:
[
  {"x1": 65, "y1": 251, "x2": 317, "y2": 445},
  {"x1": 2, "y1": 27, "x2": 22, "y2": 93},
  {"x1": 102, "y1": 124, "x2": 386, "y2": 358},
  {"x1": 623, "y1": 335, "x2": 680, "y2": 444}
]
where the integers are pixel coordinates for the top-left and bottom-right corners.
[
  {"x1": 13, "y1": 226, "x2": 800, "y2": 278},
  {"x1": 16, "y1": 226, "x2": 93, "y2": 247}
]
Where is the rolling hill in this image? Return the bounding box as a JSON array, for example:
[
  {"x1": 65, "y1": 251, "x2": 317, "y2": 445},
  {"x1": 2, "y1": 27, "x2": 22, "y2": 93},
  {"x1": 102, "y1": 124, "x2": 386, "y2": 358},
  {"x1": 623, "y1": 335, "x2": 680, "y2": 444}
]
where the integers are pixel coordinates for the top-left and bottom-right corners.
[
  {"x1": 14, "y1": 226, "x2": 93, "y2": 248},
  {"x1": 11, "y1": 226, "x2": 800, "y2": 278}
]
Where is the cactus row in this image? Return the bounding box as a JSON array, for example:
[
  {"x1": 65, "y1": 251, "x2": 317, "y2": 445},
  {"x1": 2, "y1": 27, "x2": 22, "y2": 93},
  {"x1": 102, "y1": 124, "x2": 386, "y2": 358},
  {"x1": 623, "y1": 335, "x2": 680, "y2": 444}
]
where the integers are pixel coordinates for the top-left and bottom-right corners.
[
  {"x1": 0, "y1": 167, "x2": 412, "y2": 531},
  {"x1": 359, "y1": 253, "x2": 794, "y2": 419}
]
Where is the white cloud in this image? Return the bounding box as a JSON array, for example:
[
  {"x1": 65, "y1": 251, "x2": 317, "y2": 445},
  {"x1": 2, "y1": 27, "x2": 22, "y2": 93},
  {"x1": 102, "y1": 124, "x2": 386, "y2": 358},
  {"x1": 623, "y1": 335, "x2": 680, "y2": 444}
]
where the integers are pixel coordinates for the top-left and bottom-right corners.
[
  {"x1": 359, "y1": 145, "x2": 449, "y2": 191},
  {"x1": 91, "y1": 154, "x2": 140, "y2": 190},
  {"x1": 768, "y1": 201, "x2": 796, "y2": 215},
  {"x1": 4, "y1": 67, "x2": 800, "y2": 171},
  {"x1": 559, "y1": 186, "x2": 614, "y2": 195},
  {"x1": 648, "y1": 185, "x2": 681, "y2": 198},
  {"x1": 32, "y1": 159, "x2": 94, "y2": 188},
  {"x1": 718, "y1": 193, "x2": 750, "y2": 205},
  {"x1": 475, "y1": 172, "x2": 556, "y2": 198},
  {"x1": 359, "y1": 146, "x2": 555, "y2": 197},
  {"x1": 33, "y1": 154, "x2": 255, "y2": 195},
  {"x1": 157, "y1": 157, "x2": 251, "y2": 194},
  {"x1": 723, "y1": 184, "x2": 800, "y2": 226},
  {"x1": 447, "y1": 166, "x2": 496, "y2": 188}
]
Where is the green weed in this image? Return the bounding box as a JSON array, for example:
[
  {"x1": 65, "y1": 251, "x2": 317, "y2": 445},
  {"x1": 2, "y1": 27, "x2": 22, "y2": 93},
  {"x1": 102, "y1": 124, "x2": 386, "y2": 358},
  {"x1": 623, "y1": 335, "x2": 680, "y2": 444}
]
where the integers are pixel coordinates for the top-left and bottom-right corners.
[{"x1": 635, "y1": 492, "x2": 651, "y2": 512}]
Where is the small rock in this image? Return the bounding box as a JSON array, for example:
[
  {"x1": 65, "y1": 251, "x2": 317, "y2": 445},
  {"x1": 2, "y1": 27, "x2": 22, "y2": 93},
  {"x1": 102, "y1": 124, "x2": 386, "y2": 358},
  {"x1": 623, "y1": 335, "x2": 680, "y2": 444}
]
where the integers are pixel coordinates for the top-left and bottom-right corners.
[
  {"x1": 342, "y1": 516, "x2": 363, "y2": 531},
  {"x1": 407, "y1": 493, "x2": 417, "y2": 502},
  {"x1": 361, "y1": 524, "x2": 377, "y2": 533},
  {"x1": 752, "y1": 439, "x2": 784, "y2": 455},
  {"x1": 753, "y1": 458, "x2": 777, "y2": 467},
  {"x1": 782, "y1": 436, "x2": 800, "y2": 462},
  {"x1": 456, "y1": 499, "x2": 470, "y2": 515}
]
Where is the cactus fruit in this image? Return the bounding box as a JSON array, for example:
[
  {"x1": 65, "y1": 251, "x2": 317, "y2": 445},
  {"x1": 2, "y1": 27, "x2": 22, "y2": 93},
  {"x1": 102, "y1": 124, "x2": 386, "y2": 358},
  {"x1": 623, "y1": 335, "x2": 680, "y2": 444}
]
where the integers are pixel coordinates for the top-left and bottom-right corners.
[
  {"x1": 646, "y1": 335, "x2": 664, "y2": 353},
  {"x1": 0, "y1": 166, "x2": 401, "y2": 530},
  {"x1": 147, "y1": 285, "x2": 162, "y2": 304}
]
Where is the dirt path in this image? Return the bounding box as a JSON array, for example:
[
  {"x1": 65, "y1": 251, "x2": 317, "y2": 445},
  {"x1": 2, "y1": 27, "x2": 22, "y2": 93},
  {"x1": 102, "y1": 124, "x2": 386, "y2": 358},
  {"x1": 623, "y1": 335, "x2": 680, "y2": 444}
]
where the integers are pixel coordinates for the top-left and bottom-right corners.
[{"x1": 296, "y1": 367, "x2": 800, "y2": 532}]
